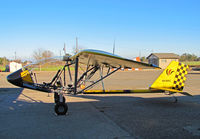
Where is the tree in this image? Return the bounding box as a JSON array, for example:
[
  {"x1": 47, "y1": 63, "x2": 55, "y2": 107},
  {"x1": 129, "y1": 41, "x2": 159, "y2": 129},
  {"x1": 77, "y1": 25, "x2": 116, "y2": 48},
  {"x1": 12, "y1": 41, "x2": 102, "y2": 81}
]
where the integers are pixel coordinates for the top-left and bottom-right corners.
[
  {"x1": 33, "y1": 48, "x2": 44, "y2": 61},
  {"x1": 32, "y1": 49, "x2": 54, "y2": 71},
  {"x1": 140, "y1": 56, "x2": 147, "y2": 62},
  {"x1": 0, "y1": 58, "x2": 3, "y2": 65},
  {"x1": 180, "y1": 53, "x2": 198, "y2": 61},
  {"x1": 42, "y1": 50, "x2": 54, "y2": 60},
  {"x1": 0, "y1": 57, "x2": 9, "y2": 65},
  {"x1": 33, "y1": 48, "x2": 54, "y2": 61}
]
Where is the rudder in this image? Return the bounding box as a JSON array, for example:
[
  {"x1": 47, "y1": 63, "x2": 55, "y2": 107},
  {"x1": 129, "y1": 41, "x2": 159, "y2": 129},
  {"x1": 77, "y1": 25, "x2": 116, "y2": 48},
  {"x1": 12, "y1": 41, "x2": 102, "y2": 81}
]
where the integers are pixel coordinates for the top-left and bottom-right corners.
[
  {"x1": 150, "y1": 61, "x2": 189, "y2": 92},
  {"x1": 172, "y1": 62, "x2": 189, "y2": 91}
]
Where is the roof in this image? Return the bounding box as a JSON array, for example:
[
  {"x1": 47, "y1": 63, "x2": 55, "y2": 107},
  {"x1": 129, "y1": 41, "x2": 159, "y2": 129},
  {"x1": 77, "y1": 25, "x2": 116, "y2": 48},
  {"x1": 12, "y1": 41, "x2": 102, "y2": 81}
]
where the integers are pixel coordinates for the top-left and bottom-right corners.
[{"x1": 147, "y1": 53, "x2": 180, "y2": 59}]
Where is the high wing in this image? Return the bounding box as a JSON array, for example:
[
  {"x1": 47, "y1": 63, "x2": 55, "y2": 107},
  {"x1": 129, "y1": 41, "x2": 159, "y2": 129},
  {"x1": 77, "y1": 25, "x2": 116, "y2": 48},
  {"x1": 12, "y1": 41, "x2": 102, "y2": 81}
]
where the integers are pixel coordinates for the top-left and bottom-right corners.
[{"x1": 68, "y1": 49, "x2": 159, "y2": 69}]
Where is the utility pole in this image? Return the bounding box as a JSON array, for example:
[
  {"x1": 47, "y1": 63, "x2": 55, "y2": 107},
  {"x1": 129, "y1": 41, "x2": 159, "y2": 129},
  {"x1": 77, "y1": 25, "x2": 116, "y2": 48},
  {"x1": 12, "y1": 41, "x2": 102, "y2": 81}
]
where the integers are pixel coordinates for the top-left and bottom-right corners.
[
  {"x1": 63, "y1": 43, "x2": 66, "y2": 55},
  {"x1": 14, "y1": 51, "x2": 16, "y2": 60},
  {"x1": 139, "y1": 50, "x2": 141, "y2": 58},
  {"x1": 113, "y1": 39, "x2": 115, "y2": 54},
  {"x1": 75, "y1": 37, "x2": 78, "y2": 54}
]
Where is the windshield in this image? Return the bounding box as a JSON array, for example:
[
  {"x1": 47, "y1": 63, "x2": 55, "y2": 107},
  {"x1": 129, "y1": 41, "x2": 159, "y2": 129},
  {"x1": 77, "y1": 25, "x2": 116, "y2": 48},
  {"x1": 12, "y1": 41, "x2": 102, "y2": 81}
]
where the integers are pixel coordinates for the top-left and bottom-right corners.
[
  {"x1": 23, "y1": 56, "x2": 64, "y2": 71},
  {"x1": 22, "y1": 56, "x2": 67, "y2": 85}
]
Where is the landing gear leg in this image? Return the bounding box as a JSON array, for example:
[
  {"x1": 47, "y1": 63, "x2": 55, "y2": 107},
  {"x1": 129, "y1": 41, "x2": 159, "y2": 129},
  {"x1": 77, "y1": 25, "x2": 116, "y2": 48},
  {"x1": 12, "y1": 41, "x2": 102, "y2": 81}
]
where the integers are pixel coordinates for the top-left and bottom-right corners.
[
  {"x1": 54, "y1": 92, "x2": 68, "y2": 115},
  {"x1": 165, "y1": 91, "x2": 178, "y2": 103},
  {"x1": 172, "y1": 94, "x2": 178, "y2": 103}
]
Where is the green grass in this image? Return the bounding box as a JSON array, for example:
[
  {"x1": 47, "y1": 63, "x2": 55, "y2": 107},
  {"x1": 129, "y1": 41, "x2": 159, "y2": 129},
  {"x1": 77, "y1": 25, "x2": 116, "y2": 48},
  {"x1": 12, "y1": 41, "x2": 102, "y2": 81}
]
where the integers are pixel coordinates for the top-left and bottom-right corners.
[
  {"x1": 182, "y1": 61, "x2": 200, "y2": 66},
  {"x1": 34, "y1": 66, "x2": 75, "y2": 71}
]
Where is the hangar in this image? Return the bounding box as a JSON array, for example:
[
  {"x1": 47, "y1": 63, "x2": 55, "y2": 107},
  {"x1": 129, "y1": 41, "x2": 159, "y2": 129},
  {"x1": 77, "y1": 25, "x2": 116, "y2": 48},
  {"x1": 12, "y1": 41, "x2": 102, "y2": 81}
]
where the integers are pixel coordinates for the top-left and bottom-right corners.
[{"x1": 147, "y1": 53, "x2": 179, "y2": 69}]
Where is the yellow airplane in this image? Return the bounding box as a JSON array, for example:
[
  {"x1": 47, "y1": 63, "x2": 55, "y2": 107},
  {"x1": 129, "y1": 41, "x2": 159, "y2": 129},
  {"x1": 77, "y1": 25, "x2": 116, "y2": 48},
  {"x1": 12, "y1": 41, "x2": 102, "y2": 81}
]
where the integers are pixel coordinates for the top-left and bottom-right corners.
[{"x1": 7, "y1": 49, "x2": 191, "y2": 115}]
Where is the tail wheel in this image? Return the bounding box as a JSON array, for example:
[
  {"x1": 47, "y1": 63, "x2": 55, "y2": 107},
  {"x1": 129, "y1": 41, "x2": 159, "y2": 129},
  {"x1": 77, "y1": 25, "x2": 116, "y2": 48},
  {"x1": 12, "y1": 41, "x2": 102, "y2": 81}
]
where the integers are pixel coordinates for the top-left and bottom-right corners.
[{"x1": 54, "y1": 102, "x2": 68, "y2": 115}]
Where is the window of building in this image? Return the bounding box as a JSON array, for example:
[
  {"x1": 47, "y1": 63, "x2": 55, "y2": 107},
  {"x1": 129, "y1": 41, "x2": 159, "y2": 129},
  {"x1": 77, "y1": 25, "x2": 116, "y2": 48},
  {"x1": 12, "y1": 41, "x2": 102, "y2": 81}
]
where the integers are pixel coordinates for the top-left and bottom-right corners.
[{"x1": 161, "y1": 59, "x2": 167, "y2": 63}]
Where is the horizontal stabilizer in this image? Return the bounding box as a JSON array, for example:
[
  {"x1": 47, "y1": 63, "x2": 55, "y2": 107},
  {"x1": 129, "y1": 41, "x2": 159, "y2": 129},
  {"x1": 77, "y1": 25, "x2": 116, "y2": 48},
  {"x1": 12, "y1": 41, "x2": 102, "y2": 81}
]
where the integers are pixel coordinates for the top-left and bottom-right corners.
[
  {"x1": 179, "y1": 92, "x2": 193, "y2": 96},
  {"x1": 152, "y1": 87, "x2": 183, "y2": 93}
]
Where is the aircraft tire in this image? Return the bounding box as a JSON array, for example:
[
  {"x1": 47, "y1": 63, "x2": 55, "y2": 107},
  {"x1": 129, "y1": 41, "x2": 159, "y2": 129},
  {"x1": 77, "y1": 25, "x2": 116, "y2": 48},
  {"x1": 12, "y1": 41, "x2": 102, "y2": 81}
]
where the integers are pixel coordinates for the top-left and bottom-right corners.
[{"x1": 54, "y1": 102, "x2": 68, "y2": 115}]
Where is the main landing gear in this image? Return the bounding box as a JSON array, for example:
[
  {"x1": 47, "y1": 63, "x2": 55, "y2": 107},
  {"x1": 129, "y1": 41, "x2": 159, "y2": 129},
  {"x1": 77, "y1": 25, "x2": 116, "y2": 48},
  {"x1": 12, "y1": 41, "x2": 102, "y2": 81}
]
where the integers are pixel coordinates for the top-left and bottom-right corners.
[{"x1": 54, "y1": 92, "x2": 68, "y2": 115}]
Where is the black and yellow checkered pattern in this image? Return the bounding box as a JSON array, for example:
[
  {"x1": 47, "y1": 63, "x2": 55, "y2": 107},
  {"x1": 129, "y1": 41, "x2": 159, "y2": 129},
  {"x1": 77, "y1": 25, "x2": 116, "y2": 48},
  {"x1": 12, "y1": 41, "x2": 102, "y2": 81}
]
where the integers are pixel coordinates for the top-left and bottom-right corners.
[{"x1": 172, "y1": 63, "x2": 189, "y2": 91}]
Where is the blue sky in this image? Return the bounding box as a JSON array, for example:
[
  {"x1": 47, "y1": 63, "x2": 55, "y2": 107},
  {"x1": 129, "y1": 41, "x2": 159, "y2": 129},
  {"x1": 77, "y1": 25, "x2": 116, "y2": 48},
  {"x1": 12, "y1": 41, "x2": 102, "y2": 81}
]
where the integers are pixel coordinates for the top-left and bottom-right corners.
[{"x1": 0, "y1": 0, "x2": 200, "y2": 60}]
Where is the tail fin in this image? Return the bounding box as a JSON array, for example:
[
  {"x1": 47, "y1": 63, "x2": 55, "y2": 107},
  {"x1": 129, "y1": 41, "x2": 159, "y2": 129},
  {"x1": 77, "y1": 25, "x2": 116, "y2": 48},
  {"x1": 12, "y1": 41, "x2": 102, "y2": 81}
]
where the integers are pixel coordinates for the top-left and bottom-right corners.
[{"x1": 150, "y1": 61, "x2": 190, "y2": 94}]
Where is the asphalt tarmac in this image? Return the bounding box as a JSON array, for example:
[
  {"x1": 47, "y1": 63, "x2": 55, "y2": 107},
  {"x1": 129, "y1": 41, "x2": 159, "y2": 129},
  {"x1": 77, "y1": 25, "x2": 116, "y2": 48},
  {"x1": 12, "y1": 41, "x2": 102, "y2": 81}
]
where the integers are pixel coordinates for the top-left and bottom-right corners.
[{"x1": 0, "y1": 70, "x2": 200, "y2": 139}]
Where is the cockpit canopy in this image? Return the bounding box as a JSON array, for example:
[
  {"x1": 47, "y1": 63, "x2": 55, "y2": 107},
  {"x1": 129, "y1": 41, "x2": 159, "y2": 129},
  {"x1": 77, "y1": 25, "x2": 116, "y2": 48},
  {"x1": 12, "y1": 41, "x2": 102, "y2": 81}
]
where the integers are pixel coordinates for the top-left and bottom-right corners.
[{"x1": 7, "y1": 56, "x2": 68, "y2": 92}]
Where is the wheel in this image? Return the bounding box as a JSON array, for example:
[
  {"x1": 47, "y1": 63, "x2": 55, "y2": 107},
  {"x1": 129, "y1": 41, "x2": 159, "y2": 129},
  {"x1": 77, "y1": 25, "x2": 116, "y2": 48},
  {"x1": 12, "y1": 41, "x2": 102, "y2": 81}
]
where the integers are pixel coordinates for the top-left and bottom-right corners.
[{"x1": 54, "y1": 102, "x2": 68, "y2": 115}]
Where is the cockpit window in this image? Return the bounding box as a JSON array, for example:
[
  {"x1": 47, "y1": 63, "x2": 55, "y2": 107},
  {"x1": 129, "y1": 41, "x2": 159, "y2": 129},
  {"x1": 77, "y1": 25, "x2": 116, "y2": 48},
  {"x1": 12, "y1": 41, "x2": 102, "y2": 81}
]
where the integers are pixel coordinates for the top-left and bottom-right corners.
[{"x1": 23, "y1": 56, "x2": 64, "y2": 71}]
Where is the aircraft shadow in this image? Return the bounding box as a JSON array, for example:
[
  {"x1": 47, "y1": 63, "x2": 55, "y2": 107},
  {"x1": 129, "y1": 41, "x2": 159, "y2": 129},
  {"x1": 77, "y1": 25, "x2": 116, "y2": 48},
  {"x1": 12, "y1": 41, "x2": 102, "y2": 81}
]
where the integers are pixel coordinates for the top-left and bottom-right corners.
[
  {"x1": 68, "y1": 93, "x2": 200, "y2": 138},
  {"x1": 1, "y1": 88, "x2": 200, "y2": 138},
  {"x1": 1, "y1": 87, "x2": 199, "y2": 113},
  {"x1": 0, "y1": 87, "x2": 24, "y2": 94},
  {"x1": 0, "y1": 88, "x2": 24, "y2": 103},
  {"x1": 69, "y1": 93, "x2": 200, "y2": 108},
  {"x1": 0, "y1": 87, "x2": 53, "y2": 113}
]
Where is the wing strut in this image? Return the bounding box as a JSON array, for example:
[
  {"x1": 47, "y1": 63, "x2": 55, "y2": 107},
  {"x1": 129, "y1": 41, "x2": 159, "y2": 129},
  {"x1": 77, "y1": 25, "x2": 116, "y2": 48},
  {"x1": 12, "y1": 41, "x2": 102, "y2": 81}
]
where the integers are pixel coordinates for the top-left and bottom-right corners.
[
  {"x1": 74, "y1": 57, "x2": 79, "y2": 95},
  {"x1": 77, "y1": 66, "x2": 121, "y2": 94},
  {"x1": 77, "y1": 66, "x2": 96, "y2": 85},
  {"x1": 67, "y1": 61, "x2": 73, "y2": 83},
  {"x1": 99, "y1": 66, "x2": 105, "y2": 91}
]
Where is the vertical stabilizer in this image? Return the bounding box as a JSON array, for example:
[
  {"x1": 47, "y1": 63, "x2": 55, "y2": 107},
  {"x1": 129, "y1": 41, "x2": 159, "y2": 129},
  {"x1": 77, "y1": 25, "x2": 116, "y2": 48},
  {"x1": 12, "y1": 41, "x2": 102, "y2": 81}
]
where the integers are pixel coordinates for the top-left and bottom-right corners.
[{"x1": 150, "y1": 61, "x2": 189, "y2": 92}]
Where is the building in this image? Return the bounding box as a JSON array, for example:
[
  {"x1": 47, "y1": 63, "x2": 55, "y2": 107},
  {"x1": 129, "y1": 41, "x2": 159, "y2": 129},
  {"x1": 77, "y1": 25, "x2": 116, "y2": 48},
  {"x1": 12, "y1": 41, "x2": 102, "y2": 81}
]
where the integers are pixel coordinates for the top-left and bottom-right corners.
[
  {"x1": 9, "y1": 62, "x2": 22, "y2": 72},
  {"x1": 147, "y1": 53, "x2": 179, "y2": 69}
]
